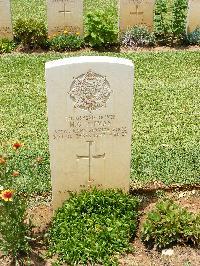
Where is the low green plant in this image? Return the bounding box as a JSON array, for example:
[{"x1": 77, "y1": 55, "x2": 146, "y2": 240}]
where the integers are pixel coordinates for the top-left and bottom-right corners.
[
  {"x1": 85, "y1": 10, "x2": 118, "y2": 48},
  {"x1": 186, "y1": 28, "x2": 200, "y2": 45},
  {"x1": 141, "y1": 199, "x2": 200, "y2": 249},
  {"x1": 0, "y1": 142, "x2": 30, "y2": 260},
  {"x1": 14, "y1": 18, "x2": 47, "y2": 49},
  {"x1": 0, "y1": 38, "x2": 15, "y2": 53},
  {"x1": 49, "y1": 189, "x2": 140, "y2": 265},
  {"x1": 121, "y1": 26, "x2": 156, "y2": 47},
  {"x1": 49, "y1": 32, "x2": 84, "y2": 51}
]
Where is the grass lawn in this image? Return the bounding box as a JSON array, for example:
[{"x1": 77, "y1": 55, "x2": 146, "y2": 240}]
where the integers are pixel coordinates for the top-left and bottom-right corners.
[{"x1": 0, "y1": 51, "x2": 199, "y2": 194}]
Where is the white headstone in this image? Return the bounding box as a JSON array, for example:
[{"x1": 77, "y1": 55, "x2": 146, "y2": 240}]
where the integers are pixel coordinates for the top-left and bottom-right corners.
[
  {"x1": 120, "y1": 0, "x2": 156, "y2": 31},
  {"x1": 46, "y1": 0, "x2": 83, "y2": 36},
  {"x1": 187, "y1": 0, "x2": 200, "y2": 33},
  {"x1": 45, "y1": 56, "x2": 134, "y2": 209},
  {"x1": 0, "y1": 0, "x2": 13, "y2": 40}
]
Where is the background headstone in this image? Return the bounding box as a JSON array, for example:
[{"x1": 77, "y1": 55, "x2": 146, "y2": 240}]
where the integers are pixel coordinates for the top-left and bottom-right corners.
[
  {"x1": 120, "y1": 0, "x2": 156, "y2": 31},
  {"x1": 45, "y1": 56, "x2": 134, "y2": 209},
  {"x1": 0, "y1": 0, "x2": 13, "y2": 40},
  {"x1": 46, "y1": 0, "x2": 83, "y2": 36},
  {"x1": 187, "y1": 0, "x2": 200, "y2": 33}
]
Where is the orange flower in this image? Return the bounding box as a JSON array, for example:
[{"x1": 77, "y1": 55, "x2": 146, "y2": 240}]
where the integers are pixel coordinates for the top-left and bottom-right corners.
[
  {"x1": 13, "y1": 142, "x2": 23, "y2": 150},
  {"x1": 12, "y1": 171, "x2": 20, "y2": 177},
  {"x1": 0, "y1": 157, "x2": 6, "y2": 164},
  {"x1": 0, "y1": 189, "x2": 14, "y2": 202}
]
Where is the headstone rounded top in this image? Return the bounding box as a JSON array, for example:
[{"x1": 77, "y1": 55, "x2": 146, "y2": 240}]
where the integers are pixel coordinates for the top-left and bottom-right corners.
[{"x1": 45, "y1": 56, "x2": 134, "y2": 69}]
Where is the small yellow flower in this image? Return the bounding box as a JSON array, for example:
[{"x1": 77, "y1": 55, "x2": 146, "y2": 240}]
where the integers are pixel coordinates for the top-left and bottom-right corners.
[
  {"x1": 64, "y1": 30, "x2": 68, "y2": 34},
  {"x1": 76, "y1": 32, "x2": 80, "y2": 36},
  {"x1": 0, "y1": 189, "x2": 14, "y2": 202}
]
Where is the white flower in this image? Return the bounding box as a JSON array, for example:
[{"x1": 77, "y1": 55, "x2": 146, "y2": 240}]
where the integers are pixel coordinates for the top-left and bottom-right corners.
[{"x1": 0, "y1": 186, "x2": 4, "y2": 191}]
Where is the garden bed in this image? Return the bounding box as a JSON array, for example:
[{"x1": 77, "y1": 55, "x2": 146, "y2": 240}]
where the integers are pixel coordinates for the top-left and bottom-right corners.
[{"x1": 0, "y1": 188, "x2": 199, "y2": 265}]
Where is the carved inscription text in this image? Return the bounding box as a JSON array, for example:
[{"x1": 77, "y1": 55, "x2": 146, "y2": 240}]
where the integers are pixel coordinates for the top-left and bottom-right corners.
[{"x1": 52, "y1": 114, "x2": 127, "y2": 140}]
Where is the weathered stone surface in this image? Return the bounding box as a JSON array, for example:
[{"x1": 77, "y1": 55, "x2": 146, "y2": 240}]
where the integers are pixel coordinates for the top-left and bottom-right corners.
[
  {"x1": 0, "y1": 0, "x2": 13, "y2": 40},
  {"x1": 46, "y1": 0, "x2": 83, "y2": 36},
  {"x1": 45, "y1": 56, "x2": 134, "y2": 209},
  {"x1": 120, "y1": 0, "x2": 156, "y2": 31},
  {"x1": 187, "y1": 0, "x2": 200, "y2": 33}
]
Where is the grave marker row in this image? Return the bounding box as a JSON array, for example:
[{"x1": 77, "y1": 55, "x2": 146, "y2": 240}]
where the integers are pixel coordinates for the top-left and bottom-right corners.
[{"x1": 1, "y1": 0, "x2": 200, "y2": 40}]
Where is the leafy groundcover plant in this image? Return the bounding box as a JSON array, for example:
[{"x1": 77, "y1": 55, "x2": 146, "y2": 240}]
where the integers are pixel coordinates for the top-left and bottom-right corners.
[
  {"x1": 49, "y1": 189, "x2": 140, "y2": 265},
  {"x1": 186, "y1": 28, "x2": 200, "y2": 45},
  {"x1": 121, "y1": 26, "x2": 156, "y2": 47},
  {"x1": 0, "y1": 38, "x2": 15, "y2": 53},
  {"x1": 141, "y1": 199, "x2": 200, "y2": 249},
  {"x1": 49, "y1": 31, "x2": 84, "y2": 51}
]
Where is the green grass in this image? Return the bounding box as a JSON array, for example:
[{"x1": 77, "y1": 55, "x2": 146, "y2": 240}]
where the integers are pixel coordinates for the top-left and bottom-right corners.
[{"x1": 0, "y1": 51, "x2": 199, "y2": 194}]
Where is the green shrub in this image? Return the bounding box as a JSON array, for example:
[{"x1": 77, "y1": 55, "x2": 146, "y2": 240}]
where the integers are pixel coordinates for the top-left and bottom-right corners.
[
  {"x1": 121, "y1": 26, "x2": 156, "y2": 47},
  {"x1": 171, "y1": 0, "x2": 188, "y2": 43},
  {"x1": 49, "y1": 189, "x2": 140, "y2": 265},
  {"x1": 186, "y1": 28, "x2": 200, "y2": 45},
  {"x1": 0, "y1": 39, "x2": 15, "y2": 53},
  {"x1": 141, "y1": 199, "x2": 200, "y2": 249},
  {"x1": 154, "y1": 0, "x2": 170, "y2": 43},
  {"x1": 49, "y1": 33, "x2": 84, "y2": 51},
  {"x1": 154, "y1": 0, "x2": 188, "y2": 45},
  {"x1": 14, "y1": 18, "x2": 47, "y2": 49},
  {"x1": 85, "y1": 10, "x2": 118, "y2": 48}
]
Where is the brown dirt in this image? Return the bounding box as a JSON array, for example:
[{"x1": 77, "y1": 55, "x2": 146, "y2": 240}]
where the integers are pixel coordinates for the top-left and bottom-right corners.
[
  {"x1": 5, "y1": 45, "x2": 200, "y2": 56},
  {"x1": 0, "y1": 189, "x2": 199, "y2": 265}
]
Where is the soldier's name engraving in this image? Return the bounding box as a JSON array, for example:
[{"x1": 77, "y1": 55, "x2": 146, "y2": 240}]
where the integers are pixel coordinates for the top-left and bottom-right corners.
[
  {"x1": 52, "y1": 113, "x2": 127, "y2": 140},
  {"x1": 53, "y1": 25, "x2": 80, "y2": 33}
]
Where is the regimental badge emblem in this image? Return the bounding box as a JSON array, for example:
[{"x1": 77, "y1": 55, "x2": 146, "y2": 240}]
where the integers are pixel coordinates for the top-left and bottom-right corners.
[{"x1": 69, "y1": 70, "x2": 112, "y2": 112}]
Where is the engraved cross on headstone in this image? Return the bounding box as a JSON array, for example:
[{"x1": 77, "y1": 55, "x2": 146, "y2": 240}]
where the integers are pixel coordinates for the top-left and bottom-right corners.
[
  {"x1": 76, "y1": 141, "x2": 105, "y2": 183},
  {"x1": 59, "y1": 4, "x2": 72, "y2": 18},
  {"x1": 130, "y1": 4, "x2": 144, "y2": 23}
]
